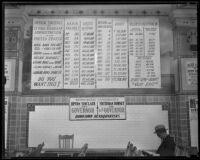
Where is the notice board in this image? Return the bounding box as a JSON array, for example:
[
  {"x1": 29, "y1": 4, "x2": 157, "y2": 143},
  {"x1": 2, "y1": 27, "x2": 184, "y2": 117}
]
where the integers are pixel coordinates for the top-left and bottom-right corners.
[
  {"x1": 28, "y1": 104, "x2": 168, "y2": 150},
  {"x1": 181, "y1": 58, "x2": 197, "y2": 91},
  {"x1": 23, "y1": 16, "x2": 174, "y2": 95},
  {"x1": 31, "y1": 17, "x2": 160, "y2": 89}
]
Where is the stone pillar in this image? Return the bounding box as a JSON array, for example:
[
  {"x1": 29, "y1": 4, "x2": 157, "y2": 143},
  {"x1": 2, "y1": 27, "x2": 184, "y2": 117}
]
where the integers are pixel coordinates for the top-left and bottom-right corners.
[{"x1": 169, "y1": 4, "x2": 197, "y2": 155}]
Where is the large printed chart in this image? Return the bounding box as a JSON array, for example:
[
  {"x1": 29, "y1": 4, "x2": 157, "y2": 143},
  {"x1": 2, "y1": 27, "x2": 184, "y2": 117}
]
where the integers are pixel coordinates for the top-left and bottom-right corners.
[{"x1": 31, "y1": 18, "x2": 160, "y2": 89}]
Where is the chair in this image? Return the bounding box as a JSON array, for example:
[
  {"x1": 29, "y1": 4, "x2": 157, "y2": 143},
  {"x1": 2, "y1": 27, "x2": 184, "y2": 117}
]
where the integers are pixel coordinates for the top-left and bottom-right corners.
[
  {"x1": 58, "y1": 134, "x2": 74, "y2": 157},
  {"x1": 58, "y1": 134, "x2": 74, "y2": 149}
]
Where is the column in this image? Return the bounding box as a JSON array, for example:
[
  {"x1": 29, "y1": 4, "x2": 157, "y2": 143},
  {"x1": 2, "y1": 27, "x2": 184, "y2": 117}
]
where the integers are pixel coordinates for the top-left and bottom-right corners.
[{"x1": 170, "y1": 4, "x2": 197, "y2": 155}]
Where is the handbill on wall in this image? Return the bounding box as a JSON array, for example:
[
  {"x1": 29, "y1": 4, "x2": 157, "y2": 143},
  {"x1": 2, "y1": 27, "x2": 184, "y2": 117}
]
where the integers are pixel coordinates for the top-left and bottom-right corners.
[
  {"x1": 5, "y1": 61, "x2": 12, "y2": 89},
  {"x1": 181, "y1": 58, "x2": 197, "y2": 90},
  {"x1": 186, "y1": 61, "x2": 197, "y2": 86},
  {"x1": 5, "y1": 96, "x2": 8, "y2": 149},
  {"x1": 5, "y1": 59, "x2": 15, "y2": 91},
  {"x1": 129, "y1": 18, "x2": 161, "y2": 88},
  {"x1": 70, "y1": 97, "x2": 126, "y2": 120},
  {"x1": 31, "y1": 18, "x2": 64, "y2": 89},
  {"x1": 189, "y1": 96, "x2": 198, "y2": 149}
]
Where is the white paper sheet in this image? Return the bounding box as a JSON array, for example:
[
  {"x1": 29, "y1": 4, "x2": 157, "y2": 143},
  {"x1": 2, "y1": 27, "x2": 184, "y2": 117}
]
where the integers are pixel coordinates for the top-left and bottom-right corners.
[
  {"x1": 79, "y1": 18, "x2": 96, "y2": 89},
  {"x1": 96, "y1": 18, "x2": 113, "y2": 88},
  {"x1": 64, "y1": 19, "x2": 80, "y2": 89},
  {"x1": 112, "y1": 18, "x2": 128, "y2": 88},
  {"x1": 31, "y1": 18, "x2": 64, "y2": 89},
  {"x1": 129, "y1": 18, "x2": 161, "y2": 88}
]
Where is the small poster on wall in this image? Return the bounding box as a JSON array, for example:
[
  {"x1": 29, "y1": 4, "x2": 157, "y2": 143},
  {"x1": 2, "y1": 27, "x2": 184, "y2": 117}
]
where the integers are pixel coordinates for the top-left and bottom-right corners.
[
  {"x1": 181, "y1": 58, "x2": 197, "y2": 91},
  {"x1": 189, "y1": 96, "x2": 198, "y2": 149},
  {"x1": 5, "y1": 96, "x2": 8, "y2": 149},
  {"x1": 5, "y1": 59, "x2": 15, "y2": 91},
  {"x1": 70, "y1": 97, "x2": 126, "y2": 120}
]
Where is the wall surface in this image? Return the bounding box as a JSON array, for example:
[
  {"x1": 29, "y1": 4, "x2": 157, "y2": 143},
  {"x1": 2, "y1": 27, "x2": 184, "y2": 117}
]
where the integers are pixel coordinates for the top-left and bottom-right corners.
[{"x1": 4, "y1": 3, "x2": 197, "y2": 157}]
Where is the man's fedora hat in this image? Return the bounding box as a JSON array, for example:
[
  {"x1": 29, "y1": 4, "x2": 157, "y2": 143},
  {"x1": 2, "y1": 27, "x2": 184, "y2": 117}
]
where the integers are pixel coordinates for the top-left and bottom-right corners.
[{"x1": 154, "y1": 124, "x2": 167, "y2": 133}]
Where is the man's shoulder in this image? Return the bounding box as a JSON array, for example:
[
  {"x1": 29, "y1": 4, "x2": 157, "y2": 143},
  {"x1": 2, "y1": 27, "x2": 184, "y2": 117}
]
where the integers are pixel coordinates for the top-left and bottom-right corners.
[
  {"x1": 166, "y1": 135, "x2": 174, "y2": 139},
  {"x1": 165, "y1": 135, "x2": 175, "y2": 144}
]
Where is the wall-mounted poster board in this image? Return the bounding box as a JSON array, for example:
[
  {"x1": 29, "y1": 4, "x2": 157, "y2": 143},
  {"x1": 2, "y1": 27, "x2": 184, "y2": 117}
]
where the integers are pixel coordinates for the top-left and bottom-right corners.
[
  {"x1": 181, "y1": 58, "x2": 197, "y2": 91},
  {"x1": 31, "y1": 17, "x2": 160, "y2": 89},
  {"x1": 28, "y1": 104, "x2": 168, "y2": 150},
  {"x1": 5, "y1": 59, "x2": 16, "y2": 91},
  {"x1": 23, "y1": 16, "x2": 174, "y2": 95}
]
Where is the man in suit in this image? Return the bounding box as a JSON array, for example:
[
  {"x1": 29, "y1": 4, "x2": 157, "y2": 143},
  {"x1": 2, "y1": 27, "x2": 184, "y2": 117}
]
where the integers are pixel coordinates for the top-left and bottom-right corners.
[{"x1": 154, "y1": 124, "x2": 176, "y2": 156}]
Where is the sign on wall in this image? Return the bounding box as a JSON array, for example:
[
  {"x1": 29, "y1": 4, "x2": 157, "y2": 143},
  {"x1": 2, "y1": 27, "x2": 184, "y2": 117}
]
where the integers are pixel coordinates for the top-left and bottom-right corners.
[
  {"x1": 5, "y1": 28, "x2": 18, "y2": 51},
  {"x1": 181, "y1": 58, "x2": 197, "y2": 91},
  {"x1": 5, "y1": 96, "x2": 8, "y2": 149},
  {"x1": 5, "y1": 59, "x2": 16, "y2": 91},
  {"x1": 189, "y1": 96, "x2": 198, "y2": 149},
  {"x1": 70, "y1": 97, "x2": 126, "y2": 120},
  {"x1": 31, "y1": 17, "x2": 160, "y2": 89}
]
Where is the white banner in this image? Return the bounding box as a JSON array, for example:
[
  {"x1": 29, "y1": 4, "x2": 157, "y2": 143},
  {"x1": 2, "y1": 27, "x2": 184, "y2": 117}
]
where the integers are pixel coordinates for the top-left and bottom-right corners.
[{"x1": 70, "y1": 97, "x2": 126, "y2": 120}]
